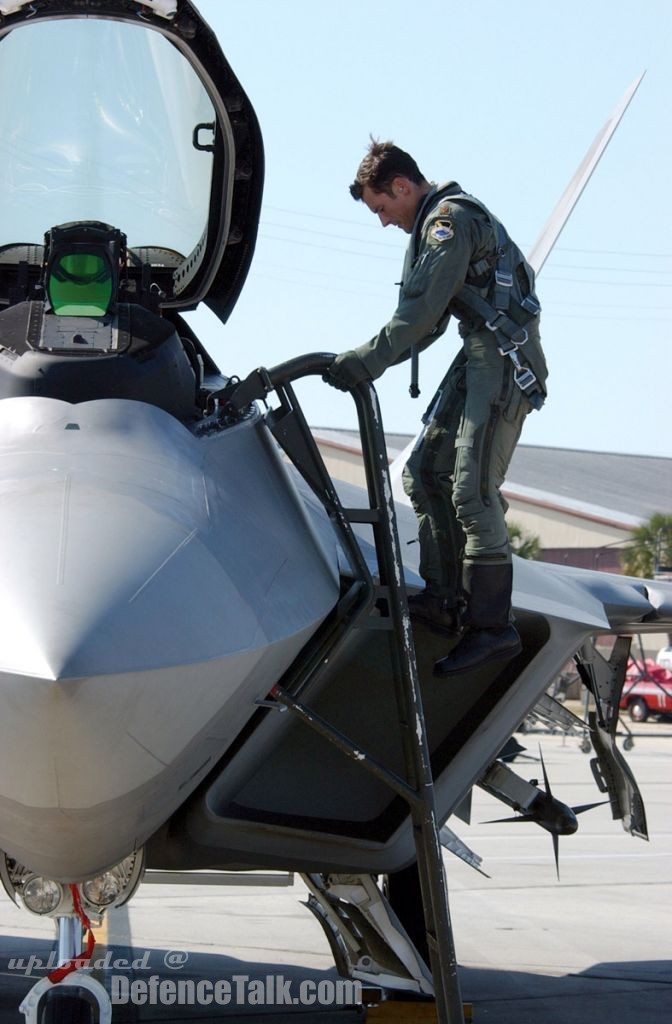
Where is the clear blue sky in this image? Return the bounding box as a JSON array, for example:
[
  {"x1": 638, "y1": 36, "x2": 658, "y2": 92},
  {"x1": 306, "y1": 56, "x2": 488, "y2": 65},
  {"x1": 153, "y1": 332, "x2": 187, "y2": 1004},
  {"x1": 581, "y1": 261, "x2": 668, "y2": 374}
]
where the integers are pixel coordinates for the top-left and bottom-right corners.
[{"x1": 187, "y1": 0, "x2": 671, "y2": 457}]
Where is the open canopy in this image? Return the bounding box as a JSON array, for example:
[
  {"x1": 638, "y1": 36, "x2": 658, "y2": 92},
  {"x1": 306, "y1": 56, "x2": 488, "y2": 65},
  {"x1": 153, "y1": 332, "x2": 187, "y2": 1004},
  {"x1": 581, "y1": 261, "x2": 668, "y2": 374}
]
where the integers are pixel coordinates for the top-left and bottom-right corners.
[{"x1": 0, "y1": 0, "x2": 264, "y2": 322}]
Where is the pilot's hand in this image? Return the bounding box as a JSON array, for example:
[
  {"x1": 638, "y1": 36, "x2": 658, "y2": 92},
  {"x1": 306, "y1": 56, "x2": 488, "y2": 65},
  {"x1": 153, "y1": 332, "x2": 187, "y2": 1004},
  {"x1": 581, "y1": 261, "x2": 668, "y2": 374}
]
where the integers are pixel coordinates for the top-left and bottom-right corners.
[{"x1": 323, "y1": 351, "x2": 371, "y2": 392}]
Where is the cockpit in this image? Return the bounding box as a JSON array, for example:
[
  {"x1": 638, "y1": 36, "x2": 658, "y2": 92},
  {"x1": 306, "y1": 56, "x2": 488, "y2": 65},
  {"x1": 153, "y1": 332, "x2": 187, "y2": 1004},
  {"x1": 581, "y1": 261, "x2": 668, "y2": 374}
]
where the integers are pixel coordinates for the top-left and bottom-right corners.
[
  {"x1": 0, "y1": 1, "x2": 264, "y2": 420},
  {"x1": 0, "y1": 217, "x2": 209, "y2": 418}
]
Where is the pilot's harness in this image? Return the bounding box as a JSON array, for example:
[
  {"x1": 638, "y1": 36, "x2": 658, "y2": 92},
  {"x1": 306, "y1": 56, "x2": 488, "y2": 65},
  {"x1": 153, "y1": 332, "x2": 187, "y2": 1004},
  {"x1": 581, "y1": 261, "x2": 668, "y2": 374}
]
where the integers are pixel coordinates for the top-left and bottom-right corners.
[{"x1": 409, "y1": 185, "x2": 545, "y2": 410}]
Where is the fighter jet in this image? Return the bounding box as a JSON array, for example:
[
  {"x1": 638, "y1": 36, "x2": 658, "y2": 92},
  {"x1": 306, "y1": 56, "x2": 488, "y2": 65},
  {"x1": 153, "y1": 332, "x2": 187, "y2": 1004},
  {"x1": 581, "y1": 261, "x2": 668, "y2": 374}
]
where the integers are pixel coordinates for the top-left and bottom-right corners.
[{"x1": 0, "y1": 3, "x2": 667, "y2": 1023}]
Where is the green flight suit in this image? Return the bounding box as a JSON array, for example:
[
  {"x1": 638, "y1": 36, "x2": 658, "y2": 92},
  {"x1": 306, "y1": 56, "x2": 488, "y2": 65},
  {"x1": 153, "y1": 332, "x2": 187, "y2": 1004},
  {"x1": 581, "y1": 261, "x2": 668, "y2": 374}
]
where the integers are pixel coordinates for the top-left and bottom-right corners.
[{"x1": 348, "y1": 183, "x2": 548, "y2": 614}]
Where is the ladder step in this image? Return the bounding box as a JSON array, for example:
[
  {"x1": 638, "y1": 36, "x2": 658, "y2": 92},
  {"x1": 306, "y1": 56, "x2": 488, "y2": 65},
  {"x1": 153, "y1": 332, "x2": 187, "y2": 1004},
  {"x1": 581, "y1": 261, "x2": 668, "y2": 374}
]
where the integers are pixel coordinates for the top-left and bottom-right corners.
[
  {"x1": 356, "y1": 616, "x2": 394, "y2": 631},
  {"x1": 343, "y1": 507, "x2": 381, "y2": 524},
  {"x1": 366, "y1": 999, "x2": 473, "y2": 1022}
]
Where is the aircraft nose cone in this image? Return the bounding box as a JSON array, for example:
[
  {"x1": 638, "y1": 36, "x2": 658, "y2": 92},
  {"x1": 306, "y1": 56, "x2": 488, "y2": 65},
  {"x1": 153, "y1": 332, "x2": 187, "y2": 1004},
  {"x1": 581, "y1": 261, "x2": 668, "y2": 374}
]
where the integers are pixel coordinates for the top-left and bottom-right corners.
[
  {"x1": 0, "y1": 471, "x2": 240, "y2": 680},
  {"x1": 0, "y1": 398, "x2": 338, "y2": 879}
]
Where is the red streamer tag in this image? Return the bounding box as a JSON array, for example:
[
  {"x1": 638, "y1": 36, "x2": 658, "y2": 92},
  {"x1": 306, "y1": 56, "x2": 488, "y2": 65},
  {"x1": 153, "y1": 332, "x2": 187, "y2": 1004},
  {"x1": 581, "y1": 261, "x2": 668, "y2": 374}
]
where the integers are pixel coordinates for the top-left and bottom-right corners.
[{"x1": 47, "y1": 885, "x2": 96, "y2": 984}]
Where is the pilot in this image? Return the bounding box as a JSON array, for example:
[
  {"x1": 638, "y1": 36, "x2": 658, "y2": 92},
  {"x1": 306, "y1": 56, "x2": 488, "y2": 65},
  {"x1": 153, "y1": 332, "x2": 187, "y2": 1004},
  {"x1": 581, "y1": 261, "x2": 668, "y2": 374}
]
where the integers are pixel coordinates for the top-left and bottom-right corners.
[{"x1": 324, "y1": 140, "x2": 548, "y2": 677}]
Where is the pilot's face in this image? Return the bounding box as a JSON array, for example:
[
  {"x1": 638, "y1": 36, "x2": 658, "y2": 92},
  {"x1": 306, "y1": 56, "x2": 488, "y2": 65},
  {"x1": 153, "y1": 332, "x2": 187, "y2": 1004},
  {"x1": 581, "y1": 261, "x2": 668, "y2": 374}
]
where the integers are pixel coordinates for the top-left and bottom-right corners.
[{"x1": 362, "y1": 178, "x2": 419, "y2": 233}]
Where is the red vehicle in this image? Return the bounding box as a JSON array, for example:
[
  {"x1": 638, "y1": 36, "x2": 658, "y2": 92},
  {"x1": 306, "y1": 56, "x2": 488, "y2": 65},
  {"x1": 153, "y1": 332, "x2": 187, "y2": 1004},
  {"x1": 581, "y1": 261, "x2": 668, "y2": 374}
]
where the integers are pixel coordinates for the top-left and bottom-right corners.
[{"x1": 619, "y1": 659, "x2": 672, "y2": 721}]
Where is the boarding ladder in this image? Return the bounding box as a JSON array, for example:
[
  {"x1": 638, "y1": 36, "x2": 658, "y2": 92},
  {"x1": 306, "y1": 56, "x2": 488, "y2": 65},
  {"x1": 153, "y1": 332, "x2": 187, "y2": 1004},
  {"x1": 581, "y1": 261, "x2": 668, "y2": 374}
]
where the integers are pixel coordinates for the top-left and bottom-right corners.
[{"x1": 224, "y1": 353, "x2": 464, "y2": 1024}]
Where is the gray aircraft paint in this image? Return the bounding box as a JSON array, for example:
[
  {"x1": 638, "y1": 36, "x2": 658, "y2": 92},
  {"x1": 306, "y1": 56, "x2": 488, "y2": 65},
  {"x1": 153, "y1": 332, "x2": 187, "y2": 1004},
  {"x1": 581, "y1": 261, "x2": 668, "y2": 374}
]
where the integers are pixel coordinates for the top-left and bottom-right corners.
[
  {"x1": 0, "y1": 398, "x2": 338, "y2": 879},
  {"x1": 0, "y1": 0, "x2": 668, "y2": 916}
]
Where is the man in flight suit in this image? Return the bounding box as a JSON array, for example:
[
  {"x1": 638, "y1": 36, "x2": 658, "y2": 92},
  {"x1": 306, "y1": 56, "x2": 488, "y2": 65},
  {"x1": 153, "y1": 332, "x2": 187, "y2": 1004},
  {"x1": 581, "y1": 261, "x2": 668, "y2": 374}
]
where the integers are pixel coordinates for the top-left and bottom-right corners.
[{"x1": 324, "y1": 140, "x2": 547, "y2": 676}]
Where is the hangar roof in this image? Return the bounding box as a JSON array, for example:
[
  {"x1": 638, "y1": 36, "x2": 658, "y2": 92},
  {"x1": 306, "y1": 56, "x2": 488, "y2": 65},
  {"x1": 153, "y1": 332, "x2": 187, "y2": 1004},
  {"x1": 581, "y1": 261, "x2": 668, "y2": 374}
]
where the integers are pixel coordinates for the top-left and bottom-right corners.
[{"x1": 312, "y1": 429, "x2": 672, "y2": 526}]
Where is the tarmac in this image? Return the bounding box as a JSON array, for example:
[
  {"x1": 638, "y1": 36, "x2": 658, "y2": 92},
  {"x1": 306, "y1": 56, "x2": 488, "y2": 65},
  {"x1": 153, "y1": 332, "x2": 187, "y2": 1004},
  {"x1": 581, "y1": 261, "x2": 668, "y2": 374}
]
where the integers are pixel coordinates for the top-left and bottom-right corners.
[{"x1": 1, "y1": 717, "x2": 670, "y2": 1024}]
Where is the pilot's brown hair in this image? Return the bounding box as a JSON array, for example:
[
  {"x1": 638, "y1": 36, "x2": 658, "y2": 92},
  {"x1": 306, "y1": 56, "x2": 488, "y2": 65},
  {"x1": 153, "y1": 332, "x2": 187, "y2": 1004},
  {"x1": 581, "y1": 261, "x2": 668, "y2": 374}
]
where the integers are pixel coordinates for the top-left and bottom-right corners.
[{"x1": 349, "y1": 139, "x2": 426, "y2": 200}]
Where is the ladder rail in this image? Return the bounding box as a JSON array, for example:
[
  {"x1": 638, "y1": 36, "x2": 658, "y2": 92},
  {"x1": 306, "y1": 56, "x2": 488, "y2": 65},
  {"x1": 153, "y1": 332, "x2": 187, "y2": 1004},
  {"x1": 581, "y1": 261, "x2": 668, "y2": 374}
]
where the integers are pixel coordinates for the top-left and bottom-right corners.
[{"x1": 225, "y1": 353, "x2": 465, "y2": 1024}]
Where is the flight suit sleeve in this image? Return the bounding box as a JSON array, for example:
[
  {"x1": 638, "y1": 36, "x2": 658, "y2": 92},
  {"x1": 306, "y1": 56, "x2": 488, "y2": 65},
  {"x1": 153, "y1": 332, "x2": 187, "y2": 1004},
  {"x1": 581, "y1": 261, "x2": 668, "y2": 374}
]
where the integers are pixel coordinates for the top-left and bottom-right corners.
[{"x1": 352, "y1": 206, "x2": 477, "y2": 380}]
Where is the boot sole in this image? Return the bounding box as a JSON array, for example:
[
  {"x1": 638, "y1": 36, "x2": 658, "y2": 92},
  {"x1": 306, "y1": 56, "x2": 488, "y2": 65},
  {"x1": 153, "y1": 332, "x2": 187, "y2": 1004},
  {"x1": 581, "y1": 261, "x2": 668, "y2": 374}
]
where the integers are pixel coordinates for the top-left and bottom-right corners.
[{"x1": 433, "y1": 639, "x2": 523, "y2": 678}]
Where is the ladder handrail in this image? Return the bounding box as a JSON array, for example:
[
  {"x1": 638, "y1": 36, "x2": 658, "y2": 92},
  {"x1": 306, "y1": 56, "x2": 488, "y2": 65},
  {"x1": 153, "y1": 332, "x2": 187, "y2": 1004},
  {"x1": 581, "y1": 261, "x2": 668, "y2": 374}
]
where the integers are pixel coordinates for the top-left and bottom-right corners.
[{"x1": 224, "y1": 354, "x2": 465, "y2": 1024}]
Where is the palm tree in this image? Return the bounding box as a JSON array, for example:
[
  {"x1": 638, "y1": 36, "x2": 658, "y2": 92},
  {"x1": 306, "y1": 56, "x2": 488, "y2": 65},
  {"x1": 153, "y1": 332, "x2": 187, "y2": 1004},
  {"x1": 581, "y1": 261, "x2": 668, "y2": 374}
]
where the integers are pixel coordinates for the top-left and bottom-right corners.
[
  {"x1": 620, "y1": 512, "x2": 672, "y2": 579},
  {"x1": 507, "y1": 521, "x2": 541, "y2": 560}
]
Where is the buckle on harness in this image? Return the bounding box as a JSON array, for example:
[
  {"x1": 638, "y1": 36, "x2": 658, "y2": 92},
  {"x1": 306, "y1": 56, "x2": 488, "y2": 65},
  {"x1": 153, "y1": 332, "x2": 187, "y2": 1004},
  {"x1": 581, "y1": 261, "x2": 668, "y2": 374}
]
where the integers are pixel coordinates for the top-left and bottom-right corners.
[
  {"x1": 486, "y1": 312, "x2": 507, "y2": 333},
  {"x1": 503, "y1": 347, "x2": 540, "y2": 396},
  {"x1": 486, "y1": 314, "x2": 528, "y2": 350},
  {"x1": 514, "y1": 365, "x2": 537, "y2": 392},
  {"x1": 495, "y1": 270, "x2": 513, "y2": 288},
  {"x1": 496, "y1": 328, "x2": 528, "y2": 356},
  {"x1": 521, "y1": 294, "x2": 541, "y2": 315}
]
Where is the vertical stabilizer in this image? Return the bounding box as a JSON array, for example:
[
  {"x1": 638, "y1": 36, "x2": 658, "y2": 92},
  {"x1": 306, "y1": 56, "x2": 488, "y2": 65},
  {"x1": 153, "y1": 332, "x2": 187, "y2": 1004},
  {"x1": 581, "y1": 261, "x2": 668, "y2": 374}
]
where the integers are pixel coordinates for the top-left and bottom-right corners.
[{"x1": 526, "y1": 72, "x2": 646, "y2": 274}]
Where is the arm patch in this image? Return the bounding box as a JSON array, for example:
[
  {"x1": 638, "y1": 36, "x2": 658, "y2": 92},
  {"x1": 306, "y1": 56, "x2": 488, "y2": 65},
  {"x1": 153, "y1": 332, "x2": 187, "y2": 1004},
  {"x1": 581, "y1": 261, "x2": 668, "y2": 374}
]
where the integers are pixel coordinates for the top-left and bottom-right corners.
[{"x1": 429, "y1": 220, "x2": 454, "y2": 244}]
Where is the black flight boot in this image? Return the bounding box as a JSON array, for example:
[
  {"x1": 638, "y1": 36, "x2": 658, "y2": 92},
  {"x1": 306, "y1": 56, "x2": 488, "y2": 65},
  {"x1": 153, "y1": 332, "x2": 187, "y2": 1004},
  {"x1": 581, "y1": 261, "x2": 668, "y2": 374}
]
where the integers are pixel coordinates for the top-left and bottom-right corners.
[
  {"x1": 407, "y1": 590, "x2": 462, "y2": 639},
  {"x1": 433, "y1": 562, "x2": 521, "y2": 677}
]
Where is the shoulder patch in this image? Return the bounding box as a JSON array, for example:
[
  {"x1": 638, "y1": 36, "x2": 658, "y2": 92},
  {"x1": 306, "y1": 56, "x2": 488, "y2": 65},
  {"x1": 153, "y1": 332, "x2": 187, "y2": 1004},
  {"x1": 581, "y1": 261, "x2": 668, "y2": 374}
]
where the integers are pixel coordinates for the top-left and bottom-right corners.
[
  {"x1": 437, "y1": 200, "x2": 454, "y2": 216},
  {"x1": 430, "y1": 220, "x2": 454, "y2": 244}
]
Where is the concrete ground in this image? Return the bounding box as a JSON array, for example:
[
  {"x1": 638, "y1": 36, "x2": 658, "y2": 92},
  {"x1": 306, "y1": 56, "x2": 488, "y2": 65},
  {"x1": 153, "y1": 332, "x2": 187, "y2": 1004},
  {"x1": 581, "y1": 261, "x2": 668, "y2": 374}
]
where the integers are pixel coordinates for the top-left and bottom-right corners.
[{"x1": 1, "y1": 720, "x2": 670, "y2": 1023}]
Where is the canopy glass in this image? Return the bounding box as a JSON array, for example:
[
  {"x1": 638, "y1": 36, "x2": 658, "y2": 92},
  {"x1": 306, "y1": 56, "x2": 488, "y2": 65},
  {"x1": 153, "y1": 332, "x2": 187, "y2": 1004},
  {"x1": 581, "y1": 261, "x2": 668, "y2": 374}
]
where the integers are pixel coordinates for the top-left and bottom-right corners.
[{"x1": 0, "y1": 18, "x2": 215, "y2": 257}]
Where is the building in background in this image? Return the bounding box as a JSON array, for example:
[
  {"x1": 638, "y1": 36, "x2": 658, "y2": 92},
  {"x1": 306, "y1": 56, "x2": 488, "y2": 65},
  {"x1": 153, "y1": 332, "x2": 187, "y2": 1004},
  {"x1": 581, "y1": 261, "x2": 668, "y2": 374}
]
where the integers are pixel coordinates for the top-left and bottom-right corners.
[{"x1": 312, "y1": 429, "x2": 672, "y2": 575}]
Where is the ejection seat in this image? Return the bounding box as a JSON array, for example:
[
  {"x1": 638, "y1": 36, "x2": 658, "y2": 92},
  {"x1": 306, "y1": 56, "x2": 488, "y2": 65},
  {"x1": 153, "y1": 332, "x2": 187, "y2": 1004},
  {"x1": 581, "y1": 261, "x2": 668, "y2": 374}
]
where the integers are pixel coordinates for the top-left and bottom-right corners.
[{"x1": 0, "y1": 221, "x2": 203, "y2": 420}]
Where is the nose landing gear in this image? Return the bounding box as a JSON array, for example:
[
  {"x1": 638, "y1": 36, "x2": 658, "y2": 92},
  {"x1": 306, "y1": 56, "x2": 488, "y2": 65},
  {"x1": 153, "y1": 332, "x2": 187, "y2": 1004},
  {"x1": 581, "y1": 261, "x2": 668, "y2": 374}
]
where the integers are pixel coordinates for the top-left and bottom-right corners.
[{"x1": 19, "y1": 913, "x2": 111, "y2": 1024}]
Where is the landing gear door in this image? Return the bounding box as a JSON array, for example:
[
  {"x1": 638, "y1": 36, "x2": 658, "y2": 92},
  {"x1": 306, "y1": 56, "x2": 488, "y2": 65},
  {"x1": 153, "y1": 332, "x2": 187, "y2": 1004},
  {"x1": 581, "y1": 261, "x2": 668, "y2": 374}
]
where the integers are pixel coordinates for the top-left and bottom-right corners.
[{"x1": 576, "y1": 636, "x2": 648, "y2": 839}]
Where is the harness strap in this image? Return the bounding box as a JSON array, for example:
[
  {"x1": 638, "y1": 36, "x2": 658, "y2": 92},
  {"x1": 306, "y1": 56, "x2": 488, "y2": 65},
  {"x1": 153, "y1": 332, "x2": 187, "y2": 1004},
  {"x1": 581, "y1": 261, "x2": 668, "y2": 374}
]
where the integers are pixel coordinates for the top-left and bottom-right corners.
[{"x1": 410, "y1": 184, "x2": 544, "y2": 408}]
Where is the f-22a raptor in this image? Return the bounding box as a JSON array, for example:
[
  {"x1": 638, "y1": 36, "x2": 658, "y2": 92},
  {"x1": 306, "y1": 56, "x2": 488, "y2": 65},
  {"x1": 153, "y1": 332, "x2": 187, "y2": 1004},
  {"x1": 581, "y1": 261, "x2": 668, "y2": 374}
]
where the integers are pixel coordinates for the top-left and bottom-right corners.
[{"x1": 0, "y1": 2, "x2": 664, "y2": 1022}]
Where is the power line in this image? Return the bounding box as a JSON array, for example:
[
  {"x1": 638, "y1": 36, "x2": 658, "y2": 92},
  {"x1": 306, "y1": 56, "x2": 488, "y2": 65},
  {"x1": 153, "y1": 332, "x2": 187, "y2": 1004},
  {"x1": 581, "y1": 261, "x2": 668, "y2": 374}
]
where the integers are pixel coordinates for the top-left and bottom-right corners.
[
  {"x1": 264, "y1": 204, "x2": 672, "y2": 260},
  {"x1": 546, "y1": 262, "x2": 672, "y2": 275},
  {"x1": 266, "y1": 204, "x2": 383, "y2": 231},
  {"x1": 249, "y1": 269, "x2": 672, "y2": 317},
  {"x1": 260, "y1": 232, "x2": 400, "y2": 261},
  {"x1": 261, "y1": 219, "x2": 402, "y2": 250},
  {"x1": 550, "y1": 246, "x2": 672, "y2": 259},
  {"x1": 258, "y1": 236, "x2": 672, "y2": 286},
  {"x1": 542, "y1": 276, "x2": 672, "y2": 288},
  {"x1": 253, "y1": 259, "x2": 392, "y2": 289},
  {"x1": 250, "y1": 271, "x2": 391, "y2": 300},
  {"x1": 254, "y1": 258, "x2": 672, "y2": 307},
  {"x1": 542, "y1": 312, "x2": 672, "y2": 322},
  {"x1": 263, "y1": 222, "x2": 672, "y2": 273},
  {"x1": 543, "y1": 299, "x2": 672, "y2": 311},
  {"x1": 259, "y1": 227, "x2": 672, "y2": 278}
]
